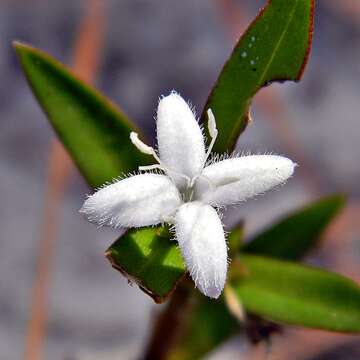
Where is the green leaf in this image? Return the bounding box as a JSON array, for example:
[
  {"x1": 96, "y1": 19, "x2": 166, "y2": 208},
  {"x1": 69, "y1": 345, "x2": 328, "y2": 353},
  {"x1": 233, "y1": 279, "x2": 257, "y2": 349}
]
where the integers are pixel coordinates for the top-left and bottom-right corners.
[
  {"x1": 14, "y1": 42, "x2": 181, "y2": 301},
  {"x1": 14, "y1": 41, "x2": 148, "y2": 188},
  {"x1": 203, "y1": 0, "x2": 314, "y2": 152},
  {"x1": 233, "y1": 255, "x2": 360, "y2": 333},
  {"x1": 106, "y1": 227, "x2": 186, "y2": 303},
  {"x1": 243, "y1": 195, "x2": 346, "y2": 260}
]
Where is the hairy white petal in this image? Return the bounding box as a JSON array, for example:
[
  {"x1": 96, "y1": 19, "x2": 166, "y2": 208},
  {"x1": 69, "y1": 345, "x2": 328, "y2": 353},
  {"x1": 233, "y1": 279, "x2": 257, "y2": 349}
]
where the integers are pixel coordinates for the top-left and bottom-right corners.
[
  {"x1": 199, "y1": 155, "x2": 296, "y2": 206},
  {"x1": 175, "y1": 201, "x2": 227, "y2": 299},
  {"x1": 80, "y1": 174, "x2": 182, "y2": 228},
  {"x1": 157, "y1": 92, "x2": 205, "y2": 185}
]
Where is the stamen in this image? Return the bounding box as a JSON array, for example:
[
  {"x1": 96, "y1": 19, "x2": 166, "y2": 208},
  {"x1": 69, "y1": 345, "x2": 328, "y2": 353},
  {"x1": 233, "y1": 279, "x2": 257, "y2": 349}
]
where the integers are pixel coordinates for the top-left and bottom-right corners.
[
  {"x1": 203, "y1": 109, "x2": 218, "y2": 166},
  {"x1": 139, "y1": 164, "x2": 167, "y2": 172},
  {"x1": 188, "y1": 188, "x2": 195, "y2": 202},
  {"x1": 129, "y1": 132, "x2": 163, "y2": 164},
  {"x1": 139, "y1": 164, "x2": 191, "y2": 186},
  {"x1": 130, "y1": 132, "x2": 154, "y2": 155},
  {"x1": 190, "y1": 175, "x2": 199, "y2": 188},
  {"x1": 130, "y1": 132, "x2": 191, "y2": 186},
  {"x1": 207, "y1": 109, "x2": 218, "y2": 139}
]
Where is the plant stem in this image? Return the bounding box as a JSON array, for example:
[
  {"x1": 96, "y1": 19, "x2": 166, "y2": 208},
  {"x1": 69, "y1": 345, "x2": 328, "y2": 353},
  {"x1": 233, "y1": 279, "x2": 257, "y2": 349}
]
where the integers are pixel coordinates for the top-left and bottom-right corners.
[
  {"x1": 23, "y1": 2, "x2": 104, "y2": 358},
  {"x1": 142, "y1": 280, "x2": 193, "y2": 360}
]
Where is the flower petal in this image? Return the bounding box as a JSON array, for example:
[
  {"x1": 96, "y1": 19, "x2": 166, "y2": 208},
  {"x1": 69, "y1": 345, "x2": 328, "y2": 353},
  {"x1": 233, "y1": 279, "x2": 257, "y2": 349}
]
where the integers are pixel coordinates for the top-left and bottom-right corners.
[
  {"x1": 199, "y1": 155, "x2": 296, "y2": 206},
  {"x1": 175, "y1": 201, "x2": 227, "y2": 298},
  {"x1": 80, "y1": 174, "x2": 182, "y2": 228},
  {"x1": 157, "y1": 92, "x2": 205, "y2": 185}
]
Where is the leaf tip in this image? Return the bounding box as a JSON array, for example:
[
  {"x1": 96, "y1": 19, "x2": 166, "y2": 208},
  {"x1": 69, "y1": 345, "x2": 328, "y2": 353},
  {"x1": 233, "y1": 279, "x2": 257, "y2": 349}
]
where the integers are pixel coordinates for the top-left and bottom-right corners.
[
  {"x1": 323, "y1": 193, "x2": 347, "y2": 213},
  {"x1": 12, "y1": 40, "x2": 32, "y2": 54}
]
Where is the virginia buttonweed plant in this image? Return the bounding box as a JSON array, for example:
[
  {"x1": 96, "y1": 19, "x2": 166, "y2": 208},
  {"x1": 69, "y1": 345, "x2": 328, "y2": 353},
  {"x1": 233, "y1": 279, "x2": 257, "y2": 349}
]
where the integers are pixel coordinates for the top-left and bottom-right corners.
[{"x1": 15, "y1": 0, "x2": 360, "y2": 358}]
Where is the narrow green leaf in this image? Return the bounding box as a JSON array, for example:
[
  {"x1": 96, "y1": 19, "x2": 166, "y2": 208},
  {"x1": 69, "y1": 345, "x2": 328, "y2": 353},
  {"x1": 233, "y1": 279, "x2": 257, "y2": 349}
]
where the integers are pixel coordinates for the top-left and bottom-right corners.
[
  {"x1": 14, "y1": 41, "x2": 148, "y2": 188},
  {"x1": 203, "y1": 0, "x2": 314, "y2": 152},
  {"x1": 243, "y1": 195, "x2": 345, "y2": 260},
  {"x1": 234, "y1": 255, "x2": 360, "y2": 333},
  {"x1": 106, "y1": 227, "x2": 185, "y2": 303},
  {"x1": 14, "y1": 41, "x2": 181, "y2": 301}
]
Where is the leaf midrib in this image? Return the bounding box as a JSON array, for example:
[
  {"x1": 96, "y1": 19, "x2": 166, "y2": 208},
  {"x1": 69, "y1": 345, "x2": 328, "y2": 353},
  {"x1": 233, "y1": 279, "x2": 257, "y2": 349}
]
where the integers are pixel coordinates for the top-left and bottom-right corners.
[
  {"x1": 238, "y1": 284, "x2": 360, "y2": 330},
  {"x1": 257, "y1": 0, "x2": 300, "y2": 86}
]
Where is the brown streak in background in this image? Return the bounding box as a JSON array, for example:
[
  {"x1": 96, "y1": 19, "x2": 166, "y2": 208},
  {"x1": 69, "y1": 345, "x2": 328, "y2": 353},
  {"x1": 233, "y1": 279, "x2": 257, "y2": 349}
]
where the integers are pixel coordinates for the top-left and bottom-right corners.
[
  {"x1": 23, "y1": 1, "x2": 105, "y2": 359},
  {"x1": 326, "y1": 0, "x2": 360, "y2": 26},
  {"x1": 216, "y1": 0, "x2": 248, "y2": 42},
  {"x1": 71, "y1": 0, "x2": 104, "y2": 84},
  {"x1": 323, "y1": 203, "x2": 360, "y2": 281},
  {"x1": 259, "y1": 328, "x2": 357, "y2": 360}
]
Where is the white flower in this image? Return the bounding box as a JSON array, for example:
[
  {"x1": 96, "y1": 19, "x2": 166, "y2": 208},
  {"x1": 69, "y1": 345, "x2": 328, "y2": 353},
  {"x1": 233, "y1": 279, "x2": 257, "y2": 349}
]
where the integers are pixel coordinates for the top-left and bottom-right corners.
[{"x1": 80, "y1": 91, "x2": 296, "y2": 299}]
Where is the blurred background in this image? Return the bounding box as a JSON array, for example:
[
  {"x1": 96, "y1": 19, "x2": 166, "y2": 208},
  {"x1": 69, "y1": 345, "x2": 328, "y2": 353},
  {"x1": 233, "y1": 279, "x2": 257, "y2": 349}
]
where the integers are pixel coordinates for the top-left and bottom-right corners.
[{"x1": 1, "y1": 0, "x2": 360, "y2": 359}]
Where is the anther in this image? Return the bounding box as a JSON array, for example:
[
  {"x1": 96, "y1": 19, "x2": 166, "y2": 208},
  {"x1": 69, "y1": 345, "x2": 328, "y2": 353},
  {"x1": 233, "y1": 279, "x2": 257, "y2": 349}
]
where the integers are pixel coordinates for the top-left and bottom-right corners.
[
  {"x1": 130, "y1": 132, "x2": 153, "y2": 155},
  {"x1": 203, "y1": 109, "x2": 218, "y2": 166},
  {"x1": 130, "y1": 132, "x2": 162, "y2": 164},
  {"x1": 207, "y1": 109, "x2": 218, "y2": 139}
]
